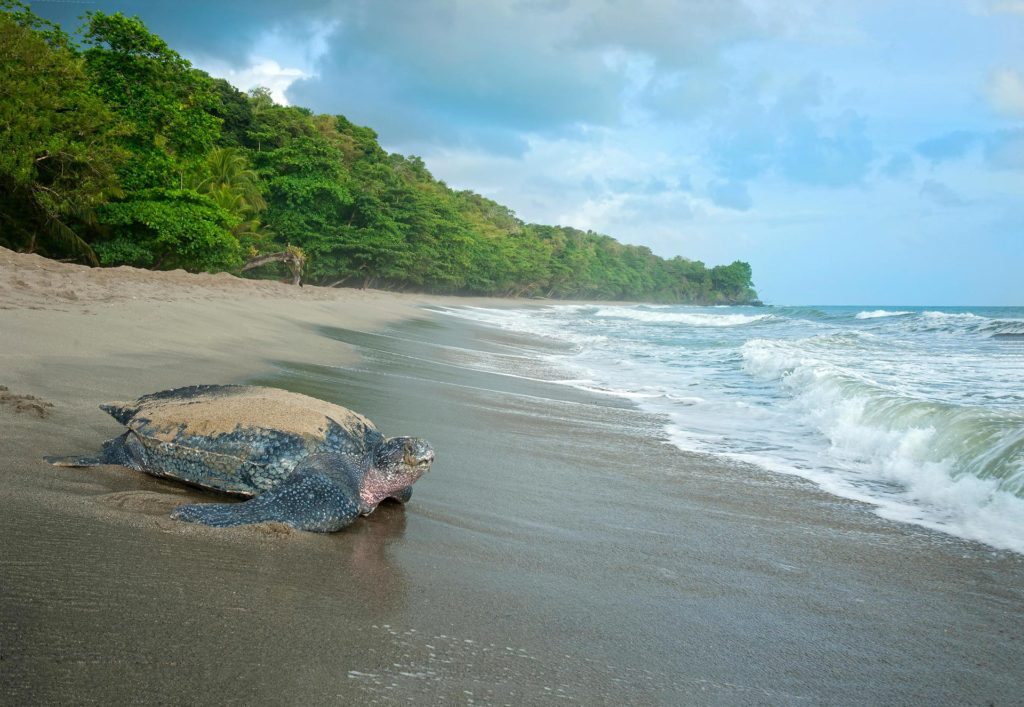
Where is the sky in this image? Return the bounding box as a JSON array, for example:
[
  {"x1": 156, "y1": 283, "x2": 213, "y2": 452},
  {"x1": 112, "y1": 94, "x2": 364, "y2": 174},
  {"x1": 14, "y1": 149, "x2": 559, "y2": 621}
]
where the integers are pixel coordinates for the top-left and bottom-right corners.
[{"x1": 33, "y1": 0, "x2": 1024, "y2": 305}]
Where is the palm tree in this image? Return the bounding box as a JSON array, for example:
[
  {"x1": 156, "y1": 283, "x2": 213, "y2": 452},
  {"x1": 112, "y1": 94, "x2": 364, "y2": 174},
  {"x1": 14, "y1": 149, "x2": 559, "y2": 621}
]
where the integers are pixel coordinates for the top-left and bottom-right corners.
[{"x1": 188, "y1": 147, "x2": 266, "y2": 213}]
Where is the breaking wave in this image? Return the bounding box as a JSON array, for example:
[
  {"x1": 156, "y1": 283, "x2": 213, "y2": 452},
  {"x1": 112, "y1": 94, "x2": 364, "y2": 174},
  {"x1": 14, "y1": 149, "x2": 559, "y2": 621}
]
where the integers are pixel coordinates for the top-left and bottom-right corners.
[
  {"x1": 740, "y1": 335, "x2": 1024, "y2": 550},
  {"x1": 438, "y1": 302, "x2": 1024, "y2": 553},
  {"x1": 855, "y1": 310, "x2": 912, "y2": 319},
  {"x1": 593, "y1": 307, "x2": 773, "y2": 326},
  {"x1": 913, "y1": 311, "x2": 1024, "y2": 337}
]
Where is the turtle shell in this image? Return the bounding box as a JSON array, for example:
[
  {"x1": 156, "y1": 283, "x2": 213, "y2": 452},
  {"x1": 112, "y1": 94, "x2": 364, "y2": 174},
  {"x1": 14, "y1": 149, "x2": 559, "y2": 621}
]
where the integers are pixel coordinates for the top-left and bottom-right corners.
[{"x1": 108, "y1": 385, "x2": 382, "y2": 496}]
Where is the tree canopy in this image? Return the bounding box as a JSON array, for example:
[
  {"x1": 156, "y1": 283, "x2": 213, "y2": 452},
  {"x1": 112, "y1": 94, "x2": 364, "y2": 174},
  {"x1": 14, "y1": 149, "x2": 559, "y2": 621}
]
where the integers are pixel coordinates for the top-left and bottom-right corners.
[{"x1": 0, "y1": 3, "x2": 757, "y2": 303}]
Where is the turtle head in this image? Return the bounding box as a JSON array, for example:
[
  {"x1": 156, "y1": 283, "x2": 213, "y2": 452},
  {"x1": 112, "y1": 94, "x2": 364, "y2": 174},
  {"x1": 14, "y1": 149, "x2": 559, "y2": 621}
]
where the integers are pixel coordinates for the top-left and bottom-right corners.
[{"x1": 361, "y1": 436, "x2": 434, "y2": 508}]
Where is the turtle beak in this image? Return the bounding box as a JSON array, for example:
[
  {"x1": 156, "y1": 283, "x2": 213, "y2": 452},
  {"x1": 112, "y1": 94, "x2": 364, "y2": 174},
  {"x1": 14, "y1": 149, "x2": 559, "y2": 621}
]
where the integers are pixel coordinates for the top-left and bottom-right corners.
[{"x1": 403, "y1": 440, "x2": 434, "y2": 470}]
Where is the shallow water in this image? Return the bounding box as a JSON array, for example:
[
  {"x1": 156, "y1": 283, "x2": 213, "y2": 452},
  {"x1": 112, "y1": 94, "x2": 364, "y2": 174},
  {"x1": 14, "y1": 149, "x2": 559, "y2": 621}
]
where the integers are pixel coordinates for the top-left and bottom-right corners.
[{"x1": 433, "y1": 304, "x2": 1024, "y2": 554}]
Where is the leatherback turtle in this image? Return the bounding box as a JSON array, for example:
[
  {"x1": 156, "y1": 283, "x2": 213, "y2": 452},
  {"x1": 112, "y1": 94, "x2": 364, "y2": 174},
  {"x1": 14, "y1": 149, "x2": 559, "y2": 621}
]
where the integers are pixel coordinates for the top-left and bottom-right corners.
[{"x1": 48, "y1": 385, "x2": 434, "y2": 532}]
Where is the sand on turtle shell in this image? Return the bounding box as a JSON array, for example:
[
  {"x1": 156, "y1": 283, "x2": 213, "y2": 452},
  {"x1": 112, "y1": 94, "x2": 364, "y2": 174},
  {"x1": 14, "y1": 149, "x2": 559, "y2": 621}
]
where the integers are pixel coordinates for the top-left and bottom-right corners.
[{"x1": 123, "y1": 386, "x2": 375, "y2": 442}]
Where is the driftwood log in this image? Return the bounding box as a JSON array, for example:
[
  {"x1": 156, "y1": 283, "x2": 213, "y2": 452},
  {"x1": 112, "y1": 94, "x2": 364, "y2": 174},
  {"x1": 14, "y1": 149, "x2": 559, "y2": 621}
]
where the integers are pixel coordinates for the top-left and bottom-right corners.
[{"x1": 241, "y1": 251, "x2": 304, "y2": 286}]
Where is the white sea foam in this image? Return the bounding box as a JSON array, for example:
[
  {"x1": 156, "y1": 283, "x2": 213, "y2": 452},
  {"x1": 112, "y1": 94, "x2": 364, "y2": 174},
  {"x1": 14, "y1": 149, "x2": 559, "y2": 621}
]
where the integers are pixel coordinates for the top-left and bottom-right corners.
[
  {"x1": 438, "y1": 302, "x2": 1024, "y2": 554},
  {"x1": 905, "y1": 310, "x2": 1024, "y2": 337},
  {"x1": 922, "y1": 310, "x2": 983, "y2": 321},
  {"x1": 855, "y1": 310, "x2": 912, "y2": 319},
  {"x1": 431, "y1": 305, "x2": 609, "y2": 345},
  {"x1": 593, "y1": 307, "x2": 773, "y2": 326},
  {"x1": 665, "y1": 395, "x2": 705, "y2": 405},
  {"x1": 740, "y1": 336, "x2": 1024, "y2": 553}
]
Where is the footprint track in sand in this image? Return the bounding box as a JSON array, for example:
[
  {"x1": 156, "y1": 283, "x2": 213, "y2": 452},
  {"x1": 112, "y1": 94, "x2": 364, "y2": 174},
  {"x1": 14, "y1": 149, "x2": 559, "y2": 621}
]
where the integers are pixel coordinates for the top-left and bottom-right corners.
[{"x1": 0, "y1": 385, "x2": 55, "y2": 418}]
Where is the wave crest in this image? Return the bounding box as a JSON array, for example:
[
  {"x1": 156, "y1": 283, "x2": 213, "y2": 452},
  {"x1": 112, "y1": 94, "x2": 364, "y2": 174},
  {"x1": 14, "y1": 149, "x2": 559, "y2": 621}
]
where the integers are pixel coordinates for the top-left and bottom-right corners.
[
  {"x1": 594, "y1": 307, "x2": 773, "y2": 327},
  {"x1": 741, "y1": 336, "x2": 1024, "y2": 502},
  {"x1": 855, "y1": 310, "x2": 912, "y2": 319},
  {"x1": 915, "y1": 311, "x2": 1024, "y2": 337}
]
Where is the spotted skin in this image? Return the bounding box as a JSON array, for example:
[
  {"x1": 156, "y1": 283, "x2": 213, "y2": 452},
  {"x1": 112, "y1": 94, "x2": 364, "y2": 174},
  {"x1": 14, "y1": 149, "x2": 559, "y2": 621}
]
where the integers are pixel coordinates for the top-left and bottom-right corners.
[
  {"x1": 48, "y1": 385, "x2": 434, "y2": 533},
  {"x1": 172, "y1": 455, "x2": 364, "y2": 532}
]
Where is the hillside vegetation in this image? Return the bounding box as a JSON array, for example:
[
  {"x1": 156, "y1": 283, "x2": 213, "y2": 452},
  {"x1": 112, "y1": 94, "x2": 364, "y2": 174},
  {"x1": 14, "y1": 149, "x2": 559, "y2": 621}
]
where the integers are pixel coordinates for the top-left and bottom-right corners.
[{"x1": 0, "y1": 2, "x2": 757, "y2": 303}]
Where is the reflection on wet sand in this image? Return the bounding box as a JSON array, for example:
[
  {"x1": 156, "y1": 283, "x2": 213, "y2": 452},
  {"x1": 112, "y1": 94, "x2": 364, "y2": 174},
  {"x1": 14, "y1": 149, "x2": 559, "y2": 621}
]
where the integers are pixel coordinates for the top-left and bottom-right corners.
[{"x1": 343, "y1": 501, "x2": 408, "y2": 610}]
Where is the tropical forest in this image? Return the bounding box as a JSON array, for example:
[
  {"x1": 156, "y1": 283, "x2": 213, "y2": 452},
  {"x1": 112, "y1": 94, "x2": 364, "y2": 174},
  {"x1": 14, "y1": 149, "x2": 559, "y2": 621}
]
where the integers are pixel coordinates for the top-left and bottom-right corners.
[{"x1": 0, "y1": 2, "x2": 758, "y2": 303}]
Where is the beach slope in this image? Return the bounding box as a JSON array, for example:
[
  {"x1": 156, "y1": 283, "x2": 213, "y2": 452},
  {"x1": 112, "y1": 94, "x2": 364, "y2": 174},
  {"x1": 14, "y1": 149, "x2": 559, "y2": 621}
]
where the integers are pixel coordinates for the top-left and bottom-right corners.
[{"x1": 1, "y1": 248, "x2": 1022, "y2": 705}]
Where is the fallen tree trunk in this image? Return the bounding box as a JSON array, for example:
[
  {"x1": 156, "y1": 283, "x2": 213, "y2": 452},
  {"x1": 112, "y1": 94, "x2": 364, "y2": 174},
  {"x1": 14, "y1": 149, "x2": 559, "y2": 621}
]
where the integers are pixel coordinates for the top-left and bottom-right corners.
[{"x1": 241, "y1": 251, "x2": 304, "y2": 286}]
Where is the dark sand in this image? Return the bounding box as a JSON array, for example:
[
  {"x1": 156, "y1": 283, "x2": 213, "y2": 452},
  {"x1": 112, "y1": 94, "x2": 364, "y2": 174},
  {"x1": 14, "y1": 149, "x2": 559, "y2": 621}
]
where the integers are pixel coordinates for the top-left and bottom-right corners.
[{"x1": 2, "y1": 250, "x2": 1023, "y2": 704}]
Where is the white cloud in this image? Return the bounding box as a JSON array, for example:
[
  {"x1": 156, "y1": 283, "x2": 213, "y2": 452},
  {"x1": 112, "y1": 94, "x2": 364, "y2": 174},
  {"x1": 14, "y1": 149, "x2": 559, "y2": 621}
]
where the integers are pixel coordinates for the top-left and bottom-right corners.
[
  {"x1": 189, "y1": 19, "x2": 338, "y2": 105},
  {"x1": 966, "y1": 0, "x2": 1024, "y2": 14},
  {"x1": 571, "y1": 0, "x2": 761, "y2": 68},
  {"x1": 986, "y1": 69, "x2": 1024, "y2": 117},
  {"x1": 989, "y1": 1, "x2": 1024, "y2": 13},
  {"x1": 409, "y1": 127, "x2": 711, "y2": 257},
  {"x1": 196, "y1": 58, "x2": 309, "y2": 105}
]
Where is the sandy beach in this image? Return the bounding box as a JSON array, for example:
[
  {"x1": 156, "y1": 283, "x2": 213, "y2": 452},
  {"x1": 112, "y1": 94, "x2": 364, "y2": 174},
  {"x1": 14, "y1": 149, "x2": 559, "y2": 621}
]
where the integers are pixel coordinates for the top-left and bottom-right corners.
[{"x1": 2, "y1": 247, "x2": 1023, "y2": 705}]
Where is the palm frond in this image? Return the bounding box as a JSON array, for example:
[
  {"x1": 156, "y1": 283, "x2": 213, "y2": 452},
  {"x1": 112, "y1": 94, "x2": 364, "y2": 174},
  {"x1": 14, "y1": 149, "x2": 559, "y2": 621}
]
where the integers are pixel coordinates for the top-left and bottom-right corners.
[{"x1": 42, "y1": 212, "x2": 99, "y2": 266}]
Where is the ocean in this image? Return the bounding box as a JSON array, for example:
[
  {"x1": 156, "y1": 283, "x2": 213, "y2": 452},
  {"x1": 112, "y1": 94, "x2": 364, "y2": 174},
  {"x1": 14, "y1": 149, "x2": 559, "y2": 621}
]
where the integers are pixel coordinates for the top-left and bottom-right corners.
[{"x1": 434, "y1": 304, "x2": 1024, "y2": 555}]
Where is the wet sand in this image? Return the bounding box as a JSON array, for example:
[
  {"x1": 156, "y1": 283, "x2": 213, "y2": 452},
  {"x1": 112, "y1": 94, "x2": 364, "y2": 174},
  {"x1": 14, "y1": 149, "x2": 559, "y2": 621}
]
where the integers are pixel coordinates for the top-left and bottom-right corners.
[{"x1": 2, "y1": 249, "x2": 1023, "y2": 704}]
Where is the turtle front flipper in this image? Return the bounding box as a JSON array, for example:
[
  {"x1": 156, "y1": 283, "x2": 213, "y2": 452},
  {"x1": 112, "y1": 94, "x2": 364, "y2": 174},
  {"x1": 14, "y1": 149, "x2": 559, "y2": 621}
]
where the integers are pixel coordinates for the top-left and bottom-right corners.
[{"x1": 171, "y1": 461, "x2": 362, "y2": 532}]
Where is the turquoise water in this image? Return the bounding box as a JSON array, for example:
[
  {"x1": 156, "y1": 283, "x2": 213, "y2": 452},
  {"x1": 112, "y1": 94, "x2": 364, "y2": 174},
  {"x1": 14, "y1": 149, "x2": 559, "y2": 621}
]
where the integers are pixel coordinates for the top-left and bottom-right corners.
[{"x1": 437, "y1": 304, "x2": 1024, "y2": 554}]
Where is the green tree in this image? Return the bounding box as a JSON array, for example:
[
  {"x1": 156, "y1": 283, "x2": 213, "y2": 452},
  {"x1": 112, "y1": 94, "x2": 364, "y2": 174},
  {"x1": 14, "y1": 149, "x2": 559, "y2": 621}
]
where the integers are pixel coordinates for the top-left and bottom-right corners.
[
  {"x1": 258, "y1": 136, "x2": 354, "y2": 280},
  {"x1": 189, "y1": 147, "x2": 266, "y2": 211},
  {"x1": 0, "y1": 5, "x2": 758, "y2": 302},
  {"x1": 0, "y1": 3, "x2": 125, "y2": 263},
  {"x1": 710, "y1": 261, "x2": 755, "y2": 302},
  {"x1": 186, "y1": 147, "x2": 269, "y2": 251},
  {"x1": 332, "y1": 159, "x2": 412, "y2": 287},
  {"x1": 246, "y1": 100, "x2": 316, "y2": 153},
  {"x1": 95, "y1": 188, "x2": 242, "y2": 271},
  {"x1": 208, "y1": 77, "x2": 255, "y2": 148},
  {"x1": 77, "y1": 11, "x2": 244, "y2": 270},
  {"x1": 80, "y1": 10, "x2": 221, "y2": 184}
]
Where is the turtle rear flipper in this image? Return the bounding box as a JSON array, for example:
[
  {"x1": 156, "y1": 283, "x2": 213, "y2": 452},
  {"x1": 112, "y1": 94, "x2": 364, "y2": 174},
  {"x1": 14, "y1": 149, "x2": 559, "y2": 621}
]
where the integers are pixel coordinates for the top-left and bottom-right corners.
[
  {"x1": 46, "y1": 432, "x2": 147, "y2": 470},
  {"x1": 99, "y1": 401, "x2": 139, "y2": 425},
  {"x1": 172, "y1": 456, "x2": 362, "y2": 532},
  {"x1": 45, "y1": 455, "x2": 105, "y2": 468}
]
